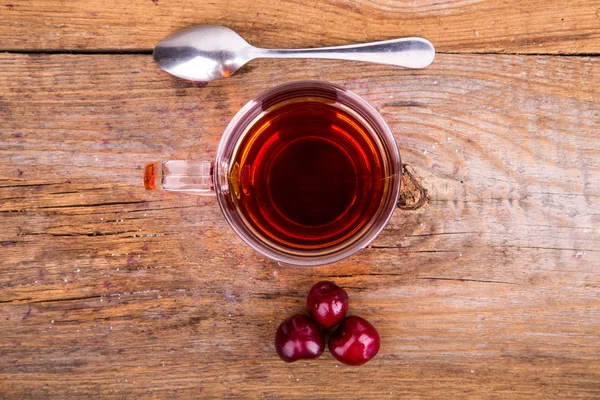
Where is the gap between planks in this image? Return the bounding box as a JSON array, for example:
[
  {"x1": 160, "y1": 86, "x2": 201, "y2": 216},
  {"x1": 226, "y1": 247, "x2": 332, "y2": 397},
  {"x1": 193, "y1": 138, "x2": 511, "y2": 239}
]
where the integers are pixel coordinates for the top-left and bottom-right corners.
[{"x1": 0, "y1": 50, "x2": 598, "y2": 57}]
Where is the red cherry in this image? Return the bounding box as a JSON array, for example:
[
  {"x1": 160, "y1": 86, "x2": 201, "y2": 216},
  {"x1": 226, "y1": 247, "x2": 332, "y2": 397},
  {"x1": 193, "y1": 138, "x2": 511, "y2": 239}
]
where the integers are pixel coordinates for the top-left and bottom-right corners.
[
  {"x1": 306, "y1": 281, "x2": 349, "y2": 328},
  {"x1": 275, "y1": 314, "x2": 324, "y2": 362},
  {"x1": 328, "y1": 316, "x2": 380, "y2": 366}
]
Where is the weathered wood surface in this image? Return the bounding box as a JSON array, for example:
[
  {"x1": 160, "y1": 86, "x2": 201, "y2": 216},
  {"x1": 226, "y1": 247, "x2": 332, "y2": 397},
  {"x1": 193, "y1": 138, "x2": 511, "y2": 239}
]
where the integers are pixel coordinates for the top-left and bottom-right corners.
[
  {"x1": 1, "y1": 53, "x2": 599, "y2": 398},
  {"x1": 1, "y1": 0, "x2": 600, "y2": 53}
]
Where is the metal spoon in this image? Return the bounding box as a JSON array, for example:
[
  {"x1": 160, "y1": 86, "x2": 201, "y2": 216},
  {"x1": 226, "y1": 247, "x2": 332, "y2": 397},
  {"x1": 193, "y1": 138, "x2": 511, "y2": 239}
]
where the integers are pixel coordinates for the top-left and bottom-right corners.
[{"x1": 153, "y1": 25, "x2": 435, "y2": 82}]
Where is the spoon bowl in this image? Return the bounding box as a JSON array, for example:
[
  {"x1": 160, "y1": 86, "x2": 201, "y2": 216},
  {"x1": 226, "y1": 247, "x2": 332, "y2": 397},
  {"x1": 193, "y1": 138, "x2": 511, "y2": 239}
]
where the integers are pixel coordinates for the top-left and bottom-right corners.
[{"x1": 153, "y1": 26, "x2": 252, "y2": 81}]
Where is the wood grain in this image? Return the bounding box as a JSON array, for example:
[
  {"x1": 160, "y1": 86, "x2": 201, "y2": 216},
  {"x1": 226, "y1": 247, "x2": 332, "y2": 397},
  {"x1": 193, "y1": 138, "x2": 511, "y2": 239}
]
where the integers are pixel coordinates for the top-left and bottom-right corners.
[
  {"x1": 1, "y1": 0, "x2": 600, "y2": 54},
  {"x1": 1, "y1": 54, "x2": 599, "y2": 398}
]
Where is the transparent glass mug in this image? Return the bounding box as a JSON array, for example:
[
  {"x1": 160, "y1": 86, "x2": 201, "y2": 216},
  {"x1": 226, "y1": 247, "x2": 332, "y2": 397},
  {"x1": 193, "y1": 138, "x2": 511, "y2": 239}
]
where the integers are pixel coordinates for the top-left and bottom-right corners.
[{"x1": 144, "y1": 81, "x2": 401, "y2": 266}]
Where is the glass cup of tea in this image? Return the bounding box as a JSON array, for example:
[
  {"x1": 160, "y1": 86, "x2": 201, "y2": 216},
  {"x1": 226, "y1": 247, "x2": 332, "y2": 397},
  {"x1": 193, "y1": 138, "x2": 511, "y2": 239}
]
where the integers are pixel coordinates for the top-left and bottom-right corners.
[{"x1": 144, "y1": 81, "x2": 402, "y2": 266}]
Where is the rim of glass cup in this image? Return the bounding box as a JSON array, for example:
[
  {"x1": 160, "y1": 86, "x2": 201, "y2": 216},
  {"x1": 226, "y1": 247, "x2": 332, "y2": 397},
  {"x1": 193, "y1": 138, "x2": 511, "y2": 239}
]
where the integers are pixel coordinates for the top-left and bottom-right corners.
[{"x1": 214, "y1": 81, "x2": 402, "y2": 266}]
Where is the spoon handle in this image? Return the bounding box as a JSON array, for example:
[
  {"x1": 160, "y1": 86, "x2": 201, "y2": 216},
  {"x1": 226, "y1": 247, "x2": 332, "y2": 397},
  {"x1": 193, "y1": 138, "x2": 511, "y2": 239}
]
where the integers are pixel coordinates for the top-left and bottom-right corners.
[{"x1": 251, "y1": 37, "x2": 435, "y2": 69}]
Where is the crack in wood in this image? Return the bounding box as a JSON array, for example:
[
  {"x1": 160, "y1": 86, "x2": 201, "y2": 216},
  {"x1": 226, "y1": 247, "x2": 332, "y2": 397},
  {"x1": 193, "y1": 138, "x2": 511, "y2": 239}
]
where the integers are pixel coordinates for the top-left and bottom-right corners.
[
  {"x1": 0, "y1": 298, "x2": 33, "y2": 303},
  {"x1": 417, "y1": 277, "x2": 516, "y2": 285},
  {"x1": 22, "y1": 230, "x2": 140, "y2": 237},
  {"x1": 496, "y1": 245, "x2": 598, "y2": 252},
  {"x1": 29, "y1": 294, "x2": 105, "y2": 304},
  {"x1": 0, "y1": 182, "x2": 66, "y2": 189},
  {"x1": 314, "y1": 273, "x2": 408, "y2": 278},
  {"x1": 44, "y1": 205, "x2": 199, "y2": 217},
  {"x1": 38, "y1": 200, "x2": 149, "y2": 209},
  {"x1": 369, "y1": 247, "x2": 459, "y2": 253},
  {"x1": 48, "y1": 188, "x2": 108, "y2": 195},
  {"x1": 2, "y1": 290, "x2": 167, "y2": 305},
  {"x1": 1, "y1": 200, "x2": 155, "y2": 213},
  {"x1": 406, "y1": 232, "x2": 482, "y2": 237}
]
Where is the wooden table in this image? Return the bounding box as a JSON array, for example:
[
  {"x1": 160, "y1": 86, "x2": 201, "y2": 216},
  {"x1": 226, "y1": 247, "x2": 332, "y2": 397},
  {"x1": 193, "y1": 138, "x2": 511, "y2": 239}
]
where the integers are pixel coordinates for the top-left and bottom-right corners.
[{"x1": 1, "y1": 1, "x2": 599, "y2": 398}]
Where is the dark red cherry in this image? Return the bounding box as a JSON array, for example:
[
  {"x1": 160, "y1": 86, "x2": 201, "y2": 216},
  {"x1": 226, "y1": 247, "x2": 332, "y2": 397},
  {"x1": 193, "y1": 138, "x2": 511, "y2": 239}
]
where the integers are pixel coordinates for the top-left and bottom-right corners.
[
  {"x1": 275, "y1": 314, "x2": 325, "y2": 362},
  {"x1": 306, "y1": 281, "x2": 349, "y2": 328},
  {"x1": 328, "y1": 316, "x2": 380, "y2": 366}
]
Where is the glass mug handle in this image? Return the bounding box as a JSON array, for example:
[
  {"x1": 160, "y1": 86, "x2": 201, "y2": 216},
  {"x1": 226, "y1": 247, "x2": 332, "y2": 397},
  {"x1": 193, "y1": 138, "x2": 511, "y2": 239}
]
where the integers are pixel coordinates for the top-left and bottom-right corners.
[{"x1": 144, "y1": 160, "x2": 215, "y2": 196}]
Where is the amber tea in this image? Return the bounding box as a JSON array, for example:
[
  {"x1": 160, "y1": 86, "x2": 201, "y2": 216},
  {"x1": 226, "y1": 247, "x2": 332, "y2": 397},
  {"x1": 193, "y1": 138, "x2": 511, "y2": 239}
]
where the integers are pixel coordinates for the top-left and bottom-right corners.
[{"x1": 229, "y1": 100, "x2": 387, "y2": 250}]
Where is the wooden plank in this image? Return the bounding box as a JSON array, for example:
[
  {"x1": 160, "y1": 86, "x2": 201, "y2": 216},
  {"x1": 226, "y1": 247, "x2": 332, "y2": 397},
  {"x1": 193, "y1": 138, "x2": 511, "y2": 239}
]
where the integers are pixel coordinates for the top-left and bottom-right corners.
[
  {"x1": 0, "y1": 0, "x2": 599, "y2": 54},
  {"x1": 1, "y1": 53, "x2": 599, "y2": 398}
]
